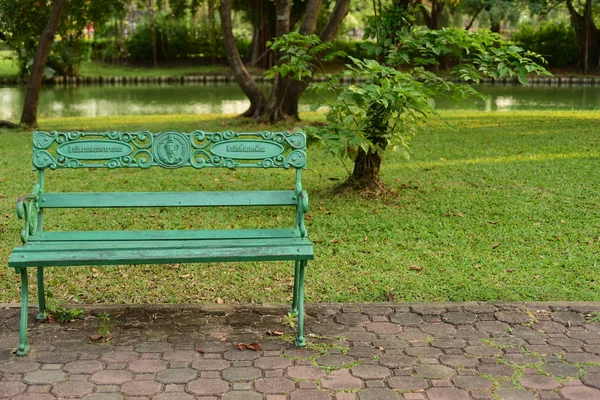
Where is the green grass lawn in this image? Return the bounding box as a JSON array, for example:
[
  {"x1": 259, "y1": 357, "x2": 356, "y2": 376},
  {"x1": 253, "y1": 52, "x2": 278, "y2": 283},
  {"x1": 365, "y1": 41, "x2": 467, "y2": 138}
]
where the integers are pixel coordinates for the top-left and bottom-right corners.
[
  {"x1": 1, "y1": 111, "x2": 599, "y2": 305},
  {"x1": 0, "y1": 50, "x2": 18, "y2": 78}
]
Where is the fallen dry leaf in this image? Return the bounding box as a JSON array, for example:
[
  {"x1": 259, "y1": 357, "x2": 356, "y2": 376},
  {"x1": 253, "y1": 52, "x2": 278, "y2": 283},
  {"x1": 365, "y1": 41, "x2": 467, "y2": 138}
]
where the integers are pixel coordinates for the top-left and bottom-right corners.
[
  {"x1": 197, "y1": 349, "x2": 205, "y2": 354},
  {"x1": 330, "y1": 238, "x2": 340, "y2": 244},
  {"x1": 388, "y1": 288, "x2": 395, "y2": 302},
  {"x1": 267, "y1": 330, "x2": 285, "y2": 336},
  {"x1": 506, "y1": 268, "x2": 515, "y2": 272},
  {"x1": 492, "y1": 243, "x2": 501, "y2": 249},
  {"x1": 216, "y1": 297, "x2": 224, "y2": 304},
  {"x1": 237, "y1": 343, "x2": 262, "y2": 351},
  {"x1": 474, "y1": 264, "x2": 482, "y2": 269},
  {"x1": 410, "y1": 265, "x2": 423, "y2": 271},
  {"x1": 89, "y1": 335, "x2": 102, "y2": 341}
]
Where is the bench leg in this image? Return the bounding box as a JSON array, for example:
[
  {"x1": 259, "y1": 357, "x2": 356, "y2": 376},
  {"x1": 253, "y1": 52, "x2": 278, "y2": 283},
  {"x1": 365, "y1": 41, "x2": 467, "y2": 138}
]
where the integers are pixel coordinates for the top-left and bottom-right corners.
[
  {"x1": 290, "y1": 260, "x2": 300, "y2": 314},
  {"x1": 295, "y1": 260, "x2": 307, "y2": 347},
  {"x1": 16, "y1": 268, "x2": 30, "y2": 356},
  {"x1": 37, "y1": 267, "x2": 47, "y2": 321}
]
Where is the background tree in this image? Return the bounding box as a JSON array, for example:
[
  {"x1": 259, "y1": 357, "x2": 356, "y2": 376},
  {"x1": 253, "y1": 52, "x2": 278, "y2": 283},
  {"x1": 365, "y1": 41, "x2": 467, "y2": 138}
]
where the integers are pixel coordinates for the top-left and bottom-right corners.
[
  {"x1": 270, "y1": 6, "x2": 550, "y2": 190},
  {"x1": 0, "y1": 0, "x2": 124, "y2": 127},
  {"x1": 221, "y1": 0, "x2": 350, "y2": 122}
]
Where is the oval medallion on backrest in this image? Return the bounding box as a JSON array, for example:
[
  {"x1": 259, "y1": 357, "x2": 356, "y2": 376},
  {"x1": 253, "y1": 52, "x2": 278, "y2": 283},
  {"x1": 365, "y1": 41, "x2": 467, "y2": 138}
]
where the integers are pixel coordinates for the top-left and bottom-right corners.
[
  {"x1": 152, "y1": 131, "x2": 191, "y2": 168},
  {"x1": 210, "y1": 140, "x2": 284, "y2": 160},
  {"x1": 56, "y1": 140, "x2": 133, "y2": 160}
]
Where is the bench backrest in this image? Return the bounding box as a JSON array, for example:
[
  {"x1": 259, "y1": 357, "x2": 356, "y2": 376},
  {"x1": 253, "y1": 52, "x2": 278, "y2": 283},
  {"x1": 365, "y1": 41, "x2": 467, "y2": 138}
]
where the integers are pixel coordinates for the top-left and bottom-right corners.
[
  {"x1": 22, "y1": 130, "x2": 309, "y2": 240},
  {"x1": 32, "y1": 130, "x2": 307, "y2": 170}
]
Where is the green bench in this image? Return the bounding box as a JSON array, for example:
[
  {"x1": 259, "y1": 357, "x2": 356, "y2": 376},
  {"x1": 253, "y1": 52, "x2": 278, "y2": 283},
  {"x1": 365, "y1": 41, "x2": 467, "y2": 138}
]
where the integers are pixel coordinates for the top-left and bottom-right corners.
[{"x1": 8, "y1": 129, "x2": 313, "y2": 356}]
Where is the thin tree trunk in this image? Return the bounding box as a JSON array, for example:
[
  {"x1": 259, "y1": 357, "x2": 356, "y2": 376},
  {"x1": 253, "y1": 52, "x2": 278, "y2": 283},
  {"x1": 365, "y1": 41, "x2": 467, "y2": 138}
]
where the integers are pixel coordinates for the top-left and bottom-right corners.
[
  {"x1": 20, "y1": 0, "x2": 67, "y2": 127},
  {"x1": 220, "y1": 0, "x2": 267, "y2": 117},
  {"x1": 208, "y1": 0, "x2": 217, "y2": 65},
  {"x1": 566, "y1": 0, "x2": 600, "y2": 72},
  {"x1": 281, "y1": 0, "x2": 351, "y2": 118},
  {"x1": 465, "y1": 4, "x2": 485, "y2": 31}
]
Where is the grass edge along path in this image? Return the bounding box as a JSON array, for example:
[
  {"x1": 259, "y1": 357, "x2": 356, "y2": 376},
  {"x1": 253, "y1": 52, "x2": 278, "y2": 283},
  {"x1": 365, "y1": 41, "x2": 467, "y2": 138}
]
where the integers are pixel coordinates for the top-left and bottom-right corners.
[{"x1": 0, "y1": 110, "x2": 599, "y2": 305}]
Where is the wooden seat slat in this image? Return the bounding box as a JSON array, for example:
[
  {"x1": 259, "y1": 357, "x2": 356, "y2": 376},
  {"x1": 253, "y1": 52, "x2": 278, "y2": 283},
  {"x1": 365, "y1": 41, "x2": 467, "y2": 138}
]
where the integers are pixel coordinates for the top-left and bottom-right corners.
[
  {"x1": 40, "y1": 191, "x2": 298, "y2": 208},
  {"x1": 13, "y1": 237, "x2": 313, "y2": 253},
  {"x1": 27, "y1": 229, "x2": 301, "y2": 242},
  {"x1": 9, "y1": 245, "x2": 314, "y2": 267}
]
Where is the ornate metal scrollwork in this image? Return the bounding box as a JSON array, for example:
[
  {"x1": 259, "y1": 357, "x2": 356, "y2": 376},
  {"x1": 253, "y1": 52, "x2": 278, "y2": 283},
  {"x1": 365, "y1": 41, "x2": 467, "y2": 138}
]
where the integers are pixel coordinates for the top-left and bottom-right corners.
[
  {"x1": 16, "y1": 184, "x2": 41, "y2": 243},
  {"x1": 32, "y1": 130, "x2": 307, "y2": 170}
]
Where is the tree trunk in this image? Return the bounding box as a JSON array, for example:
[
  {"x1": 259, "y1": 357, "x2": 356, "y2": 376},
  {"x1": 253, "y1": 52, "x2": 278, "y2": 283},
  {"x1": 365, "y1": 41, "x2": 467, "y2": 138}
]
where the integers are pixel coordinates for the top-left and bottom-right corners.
[
  {"x1": 350, "y1": 150, "x2": 384, "y2": 188},
  {"x1": 248, "y1": 0, "x2": 275, "y2": 69},
  {"x1": 566, "y1": 0, "x2": 600, "y2": 72},
  {"x1": 207, "y1": 0, "x2": 217, "y2": 65},
  {"x1": 20, "y1": 0, "x2": 67, "y2": 128},
  {"x1": 281, "y1": 0, "x2": 351, "y2": 119},
  {"x1": 220, "y1": 0, "x2": 268, "y2": 117}
]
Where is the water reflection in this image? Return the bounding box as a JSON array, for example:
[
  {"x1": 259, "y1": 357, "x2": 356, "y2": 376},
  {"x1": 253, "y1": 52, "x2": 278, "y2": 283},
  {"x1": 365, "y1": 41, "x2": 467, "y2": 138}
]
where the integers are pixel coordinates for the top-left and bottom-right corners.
[{"x1": 1, "y1": 83, "x2": 600, "y2": 120}]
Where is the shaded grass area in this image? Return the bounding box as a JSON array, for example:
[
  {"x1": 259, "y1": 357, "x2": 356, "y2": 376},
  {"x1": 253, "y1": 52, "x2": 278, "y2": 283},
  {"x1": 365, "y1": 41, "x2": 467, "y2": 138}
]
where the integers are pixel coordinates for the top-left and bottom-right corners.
[
  {"x1": 0, "y1": 111, "x2": 599, "y2": 305},
  {"x1": 79, "y1": 61, "x2": 236, "y2": 77}
]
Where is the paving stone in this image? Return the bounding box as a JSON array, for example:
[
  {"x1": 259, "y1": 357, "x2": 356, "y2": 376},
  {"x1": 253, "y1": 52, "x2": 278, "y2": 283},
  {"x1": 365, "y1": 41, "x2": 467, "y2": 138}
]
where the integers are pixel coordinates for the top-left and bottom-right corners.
[
  {"x1": 493, "y1": 388, "x2": 537, "y2": 400},
  {"x1": 321, "y1": 371, "x2": 363, "y2": 390},
  {"x1": 63, "y1": 360, "x2": 104, "y2": 374},
  {"x1": 372, "y1": 338, "x2": 409, "y2": 349},
  {"x1": 475, "y1": 321, "x2": 510, "y2": 333},
  {"x1": 440, "y1": 355, "x2": 480, "y2": 367},
  {"x1": 430, "y1": 339, "x2": 466, "y2": 349},
  {"x1": 254, "y1": 377, "x2": 296, "y2": 393},
  {"x1": 23, "y1": 370, "x2": 67, "y2": 384},
  {"x1": 153, "y1": 394, "x2": 196, "y2": 400},
  {"x1": 489, "y1": 337, "x2": 527, "y2": 347},
  {"x1": 162, "y1": 350, "x2": 200, "y2": 362},
  {"x1": 396, "y1": 331, "x2": 432, "y2": 342},
  {"x1": 348, "y1": 347, "x2": 382, "y2": 358},
  {"x1": 316, "y1": 355, "x2": 355, "y2": 367},
  {"x1": 0, "y1": 381, "x2": 27, "y2": 397},
  {"x1": 561, "y1": 385, "x2": 600, "y2": 400},
  {"x1": 222, "y1": 367, "x2": 262, "y2": 382},
  {"x1": 290, "y1": 389, "x2": 332, "y2": 400},
  {"x1": 191, "y1": 359, "x2": 231, "y2": 371},
  {"x1": 501, "y1": 353, "x2": 541, "y2": 365},
  {"x1": 223, "y1": 349, "x2": 262, "y2": 361},
  {"x1": 357, "y1": 388, "x2": 400, "y2": 400},
  {"x1": 127, "y1": 359, "x2": 168, "y2": 373},
  {"x1": 390, "y1": 313, "x2": 423, "y2": 326},
  {"x1": 0, "y1": 361, "x2": 40, "y2": 373},
  {"x1": 364, "y1": 322, "x2": 402, "y2": 335},
  {"x1": 36, "y1": 353, "x2": 78, "y2": 364},
  {"x1": 120, "y1": 380, "x2": 163, "y2": 396},
  {"x1": 90, "y1": 370, "x2": 133, "y2": 385},
  {"x1": 254, "y1": 357, "x2": 292, "y2": 370},
  {"x1": 551, "y1": 311, "x2": 585, "y2": 325},
  {"x1": 443, "y1": 312, "x2": 478, "y2": 325},
  {"x1": 533, "y1": 321, "x2": 567, "y2": 333},
  {"x1": 342, "y1": 331, "x2": 378, "y2": 342},
  {"x1": 287, "y1": 366, "x2": 325, "y2": 380},
  {"x1": 336, "y1": 393, "x2": 357, "y2": 400},
  {"x1": 336, "y1": 313, "x2": 370, "y2": 326},
  {"x1": 186, "y1": 378, "x2": 229, "y2": 395},
  {"x1": 464, "y1": 346, "x2": 501, "y2": 356},
  {"x1": 519, "y1": 375, "x2": 561, "y2": 390},
  {"x1": 425, "y1": 387, "x2": 470, "y2": 400},
  {"x1": 414, "y1": 365, "x2": 456, "y2": 379},
  {"x1": 581, "y1": 372, "x2": 600, "y2": 389},
  {"x1": 411, "y1": 306, "x2": 447, "y2": 316},
  {"x1": 450, "y1": 376, "x2": 493, "y2": 390},
  {"x1": 378, "y1": 355, "x2": 417, "y2": 368},
  {"x1": 156, "y1": 368, "x2": 198, "y2": 384},
  {"x1": 51, "y1": 381, "x2": 95, "y2": 397},
  {"x1": 135, "y1": 341, "x2": 173, "y2": 353},
  {"x1": 540, "y1": 362, "x2": 580, "y2": 377},
  {"x1": 310, "y1": 322, "x2": 349, "y2": 336},
  {"x1": 524, "y1": 345, "x2": 564, "y2": 355},
  {"x1": 387, "y1": 376, "x2": 429, "y2": 390},
  {"x1": 83, "y1": 394, "x2": 124, "y2": 400},
  {"x1": 494, "y1": 311, "x2": 532, "y2": 324},
  {"x1": 11, "y1": 395, "x2": 56, "y2": 400},
  {"x1": 405, "y1": 347, "x2": 442, "y2": 357},
  {"x1": 421, "y1": 323, "x2": 457, "y2": 336},
  {"x1": 477, "y1": 364, "x2": 515, "y2": 377},
  {"x1": 564, "y1": 352, "x2": 600, "y2": 363},
  {"x1": 351, "y1": 365, "x2": 391, "y2": 379}
]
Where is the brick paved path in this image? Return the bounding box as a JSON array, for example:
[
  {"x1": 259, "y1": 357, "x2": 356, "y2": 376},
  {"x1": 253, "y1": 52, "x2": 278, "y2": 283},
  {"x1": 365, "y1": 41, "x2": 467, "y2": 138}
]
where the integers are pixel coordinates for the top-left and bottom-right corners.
[{"x1": 2, "y1": 302, "x2": 600, "y2": 399}]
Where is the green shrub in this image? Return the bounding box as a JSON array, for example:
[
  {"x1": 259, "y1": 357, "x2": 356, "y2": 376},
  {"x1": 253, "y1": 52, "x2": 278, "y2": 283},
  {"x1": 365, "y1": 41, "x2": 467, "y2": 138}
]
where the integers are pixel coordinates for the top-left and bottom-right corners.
[{"x1": 513, "y1": 21, "x2": 577, "y2": 68}]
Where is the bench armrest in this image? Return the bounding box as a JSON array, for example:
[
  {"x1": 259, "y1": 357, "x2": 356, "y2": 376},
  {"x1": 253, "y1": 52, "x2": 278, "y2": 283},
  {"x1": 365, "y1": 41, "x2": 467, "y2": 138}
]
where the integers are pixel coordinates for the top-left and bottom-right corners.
[
  {"x1": 296, "y1": 190, "x2": 309, "y2": 238},
  {"x1": 16, "y1": 184, "x2": 41, "y2": 243}
]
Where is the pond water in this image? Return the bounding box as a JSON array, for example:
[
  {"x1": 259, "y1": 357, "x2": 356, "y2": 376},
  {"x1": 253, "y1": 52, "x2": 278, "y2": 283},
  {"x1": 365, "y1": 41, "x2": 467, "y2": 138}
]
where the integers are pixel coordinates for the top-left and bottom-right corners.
[{"x1": 1, "y1": 83, "x2": 600, "y2": 120}]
